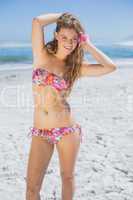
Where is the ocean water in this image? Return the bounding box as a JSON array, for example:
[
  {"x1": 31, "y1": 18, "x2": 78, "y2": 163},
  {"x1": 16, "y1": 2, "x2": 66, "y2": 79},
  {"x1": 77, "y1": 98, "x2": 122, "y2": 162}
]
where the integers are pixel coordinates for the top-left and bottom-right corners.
[{"x1": 0, "y1": 43, "x2": 133, "y2": 71}]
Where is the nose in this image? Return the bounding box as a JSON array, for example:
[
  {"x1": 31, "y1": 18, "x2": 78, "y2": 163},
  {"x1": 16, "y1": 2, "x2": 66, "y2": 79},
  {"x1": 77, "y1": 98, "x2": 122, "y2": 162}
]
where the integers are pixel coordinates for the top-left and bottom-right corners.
[{"x1": 67, "y1": 39, "x2": 73, "y2": 45}]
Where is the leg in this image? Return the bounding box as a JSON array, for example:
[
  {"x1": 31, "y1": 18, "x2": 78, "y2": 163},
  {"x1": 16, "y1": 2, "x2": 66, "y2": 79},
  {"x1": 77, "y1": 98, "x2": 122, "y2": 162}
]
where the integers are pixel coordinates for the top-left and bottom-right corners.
[
  {"x1": 56, "y1": 129, "x2": 81, "y2": 200},
  {"x1": 25, "y1": 135, "x2": 54, "y2": 200}
]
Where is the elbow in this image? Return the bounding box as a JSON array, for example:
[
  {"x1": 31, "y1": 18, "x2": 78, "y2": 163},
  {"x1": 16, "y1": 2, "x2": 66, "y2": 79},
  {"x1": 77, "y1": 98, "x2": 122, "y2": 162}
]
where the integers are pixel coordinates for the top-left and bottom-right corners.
[
  {"x1": 110, "y1": 62, "x2": 117, "y2": 69},
  {"x1": 108, "y1": 63, "x2": 117, "y2": 72},
  {"x1": 32, "y1": 17, "x2": 40, "y2": 25},
  {"x1": 102, "y1": 63, "x2": 117, "y2": 70},
  {"x1": 102, "y1": 63, "x2": 117, "y2": 73},
  {"x1": 103, "y1": 64, "x2": 117, "y2": 75},
  {"x1": 32, "y1": 17, "x2": 38, "y2": 22}
]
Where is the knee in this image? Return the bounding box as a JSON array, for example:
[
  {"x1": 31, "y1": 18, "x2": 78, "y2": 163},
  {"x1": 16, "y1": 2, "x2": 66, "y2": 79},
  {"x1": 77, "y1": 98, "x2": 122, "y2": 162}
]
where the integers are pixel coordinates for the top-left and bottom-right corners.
[
  {"x1": 61, "y1": 171, "x2": 75, "y2": 183},
  {"x1": 26, "y1": 181, "x2": 40, "y2": 197}
]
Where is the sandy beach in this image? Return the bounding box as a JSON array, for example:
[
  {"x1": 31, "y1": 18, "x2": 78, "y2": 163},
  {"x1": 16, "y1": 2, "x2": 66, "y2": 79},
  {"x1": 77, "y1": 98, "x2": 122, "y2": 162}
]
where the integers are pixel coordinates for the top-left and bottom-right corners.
[{"x1": 0, "y1": 62, "x2": 133, "y2": 200}]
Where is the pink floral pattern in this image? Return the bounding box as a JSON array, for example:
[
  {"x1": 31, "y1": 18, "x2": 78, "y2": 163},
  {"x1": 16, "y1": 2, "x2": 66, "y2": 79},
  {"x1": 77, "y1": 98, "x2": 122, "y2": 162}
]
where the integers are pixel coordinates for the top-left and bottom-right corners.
[
  {"x1": 27, "y1": 123, "x2": 82, "y2": 144},
  {"x1": 32, "y1": 67, "x2": 70, "y2": 92},
  {"x1": 30, "y1": 67, "x2": 83, "y2": 144},
  {"x1": 78, "y1": 32, "x2": 90, "y2": 43}
]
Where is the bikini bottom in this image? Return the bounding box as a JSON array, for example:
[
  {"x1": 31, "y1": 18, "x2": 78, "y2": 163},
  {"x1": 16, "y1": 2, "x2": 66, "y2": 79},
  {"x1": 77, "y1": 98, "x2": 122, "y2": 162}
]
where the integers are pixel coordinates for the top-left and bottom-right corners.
[{"x1": 27, "y1": 123, "x2": 82, "y2": 144}]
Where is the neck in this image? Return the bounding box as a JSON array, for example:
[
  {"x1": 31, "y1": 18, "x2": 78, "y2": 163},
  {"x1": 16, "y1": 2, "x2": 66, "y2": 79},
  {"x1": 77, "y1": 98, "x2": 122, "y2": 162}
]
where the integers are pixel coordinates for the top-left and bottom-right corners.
[{"x1": 54, "y1": 49, "x2": 67, "y2": 61}]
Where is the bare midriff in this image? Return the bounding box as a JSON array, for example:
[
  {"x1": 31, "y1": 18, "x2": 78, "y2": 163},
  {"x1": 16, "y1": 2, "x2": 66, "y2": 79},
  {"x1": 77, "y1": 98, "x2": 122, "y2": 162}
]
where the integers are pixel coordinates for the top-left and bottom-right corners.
[{"x1": 32, "y1": 85, "x2": 76, "y2": 129}]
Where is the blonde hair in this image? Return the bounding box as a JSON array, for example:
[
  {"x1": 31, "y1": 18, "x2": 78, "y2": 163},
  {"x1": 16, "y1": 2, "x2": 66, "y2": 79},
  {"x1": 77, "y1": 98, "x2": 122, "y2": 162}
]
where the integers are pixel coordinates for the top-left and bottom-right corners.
[{"x1": 45, "y1": 12, "x2": 85, "y2": 94}]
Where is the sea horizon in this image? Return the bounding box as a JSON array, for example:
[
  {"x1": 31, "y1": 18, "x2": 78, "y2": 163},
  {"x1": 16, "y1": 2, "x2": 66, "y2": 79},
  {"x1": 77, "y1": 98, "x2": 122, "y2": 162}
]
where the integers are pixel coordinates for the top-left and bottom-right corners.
[{"x1": 0, "y1": 40, "x2": 133, "y2": 72}]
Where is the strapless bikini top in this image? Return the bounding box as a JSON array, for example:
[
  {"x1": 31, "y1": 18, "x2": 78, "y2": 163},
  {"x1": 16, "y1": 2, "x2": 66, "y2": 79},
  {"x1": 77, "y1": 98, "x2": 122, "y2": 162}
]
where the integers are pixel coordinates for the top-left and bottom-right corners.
[{"x1": 32, "y1": 67, "x2": 70, "y2": 92}]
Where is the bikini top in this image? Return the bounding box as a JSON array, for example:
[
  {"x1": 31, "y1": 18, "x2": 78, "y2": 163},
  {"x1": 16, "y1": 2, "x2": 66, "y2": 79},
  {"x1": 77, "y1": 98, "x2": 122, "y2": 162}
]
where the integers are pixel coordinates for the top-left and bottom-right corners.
[{"x1": 32, "y1": 67, "x2": 70, "y2": 92}]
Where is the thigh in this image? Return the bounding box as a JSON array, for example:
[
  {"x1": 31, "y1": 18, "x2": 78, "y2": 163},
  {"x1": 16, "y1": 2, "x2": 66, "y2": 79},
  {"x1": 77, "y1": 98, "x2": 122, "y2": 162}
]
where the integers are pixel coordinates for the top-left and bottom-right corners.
[
  {"x1": 56, "y1": 131, "x2": 81, "y2": 176},
  {"x1": 26, "y1": 135, "x2": 54, "y2": 190}
]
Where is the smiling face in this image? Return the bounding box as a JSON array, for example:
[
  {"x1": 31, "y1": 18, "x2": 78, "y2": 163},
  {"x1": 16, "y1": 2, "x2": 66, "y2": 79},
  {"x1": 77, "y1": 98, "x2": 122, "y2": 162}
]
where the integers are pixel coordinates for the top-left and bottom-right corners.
[{"x1": 54, "y1": 28, "x2": 79, "y2": 55}]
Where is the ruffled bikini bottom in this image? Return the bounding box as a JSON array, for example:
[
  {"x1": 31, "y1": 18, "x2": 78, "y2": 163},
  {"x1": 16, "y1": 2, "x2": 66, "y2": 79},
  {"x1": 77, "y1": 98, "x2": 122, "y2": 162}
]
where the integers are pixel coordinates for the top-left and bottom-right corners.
[{"x1": 27, "y1": 123, "x2": 82, "y2": 145}]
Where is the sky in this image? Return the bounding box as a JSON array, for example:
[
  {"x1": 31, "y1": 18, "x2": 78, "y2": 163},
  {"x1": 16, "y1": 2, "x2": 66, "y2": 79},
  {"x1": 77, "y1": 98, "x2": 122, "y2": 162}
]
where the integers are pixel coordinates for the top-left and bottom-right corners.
[{"x1": 0, "y1": 0, "x2": 133, "y2": 44}]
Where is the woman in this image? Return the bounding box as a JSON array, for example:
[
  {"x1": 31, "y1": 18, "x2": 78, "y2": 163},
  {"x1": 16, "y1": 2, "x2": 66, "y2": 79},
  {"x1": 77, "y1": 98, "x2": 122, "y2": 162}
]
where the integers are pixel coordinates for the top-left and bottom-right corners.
[{"x1": 26, "y1": 12, "x2": 117, "y2": 200}]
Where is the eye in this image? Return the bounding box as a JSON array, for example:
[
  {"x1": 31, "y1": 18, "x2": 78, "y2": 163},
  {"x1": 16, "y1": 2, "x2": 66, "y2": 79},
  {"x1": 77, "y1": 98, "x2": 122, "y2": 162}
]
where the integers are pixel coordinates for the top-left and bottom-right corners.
[{"x1": 73, "y1": 38, "x2": 78, "y2": 43}]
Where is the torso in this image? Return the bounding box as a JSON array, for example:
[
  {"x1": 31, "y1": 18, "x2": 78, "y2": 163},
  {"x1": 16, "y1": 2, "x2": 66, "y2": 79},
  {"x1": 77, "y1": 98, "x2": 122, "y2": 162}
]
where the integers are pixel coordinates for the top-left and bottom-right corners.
[{"x1": 32, "y1": 50, "x2": 76, "y2": 129}]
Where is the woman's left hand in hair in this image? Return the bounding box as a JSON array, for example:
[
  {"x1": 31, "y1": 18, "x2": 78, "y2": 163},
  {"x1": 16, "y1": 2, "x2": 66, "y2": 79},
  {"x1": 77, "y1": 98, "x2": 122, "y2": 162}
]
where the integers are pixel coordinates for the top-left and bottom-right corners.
[{"x1": 78, "y1": 32, "x2": 92, "y2": 52}]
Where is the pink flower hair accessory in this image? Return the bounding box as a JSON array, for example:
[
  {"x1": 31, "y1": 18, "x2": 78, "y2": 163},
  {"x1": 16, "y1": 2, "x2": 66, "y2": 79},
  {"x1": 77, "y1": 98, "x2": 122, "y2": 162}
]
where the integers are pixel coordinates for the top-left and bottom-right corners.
[{"x1": 78, "y1": 32, "x2": 90, "y2": 43}]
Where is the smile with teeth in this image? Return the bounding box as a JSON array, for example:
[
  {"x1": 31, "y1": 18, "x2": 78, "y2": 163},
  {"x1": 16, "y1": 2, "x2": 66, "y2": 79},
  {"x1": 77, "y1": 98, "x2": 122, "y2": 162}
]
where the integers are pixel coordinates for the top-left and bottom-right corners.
[{"x1": 64, "y1": 46, "x2": 72, "y2": 50}]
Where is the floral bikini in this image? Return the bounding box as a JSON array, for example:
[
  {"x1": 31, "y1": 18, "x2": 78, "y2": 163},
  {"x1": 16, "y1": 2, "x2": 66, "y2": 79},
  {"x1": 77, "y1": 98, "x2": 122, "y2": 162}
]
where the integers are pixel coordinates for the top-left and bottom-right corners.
[{"x1": 27, "y1": 67, "x2": 82, "y2": 144}]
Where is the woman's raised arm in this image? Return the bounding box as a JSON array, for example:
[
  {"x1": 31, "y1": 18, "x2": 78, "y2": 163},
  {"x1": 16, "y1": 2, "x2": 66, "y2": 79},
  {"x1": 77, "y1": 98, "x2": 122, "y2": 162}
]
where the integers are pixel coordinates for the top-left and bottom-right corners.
[
  {"x1": 31, "y1": 13, "x2": 62, "y2": 66},
  {"x1": 79, "y1": 40, "x2": 117, "y2": 77}
]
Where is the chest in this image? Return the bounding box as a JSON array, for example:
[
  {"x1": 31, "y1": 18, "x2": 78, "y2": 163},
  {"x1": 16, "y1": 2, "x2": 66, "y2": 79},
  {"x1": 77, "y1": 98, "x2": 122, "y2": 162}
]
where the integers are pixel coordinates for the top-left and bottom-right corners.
[{"x1": 32, "y1": 67, "x2": 71, "y2": 100}]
